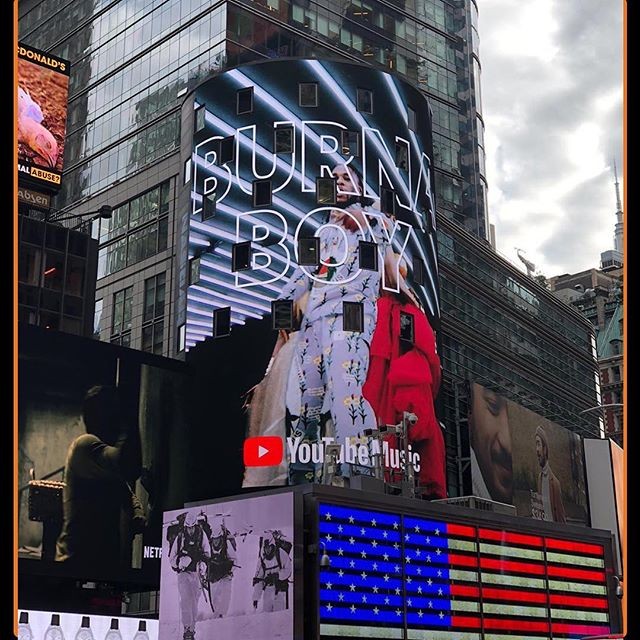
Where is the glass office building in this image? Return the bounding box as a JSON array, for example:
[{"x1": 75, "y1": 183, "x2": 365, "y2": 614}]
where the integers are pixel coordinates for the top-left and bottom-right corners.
[{"x1": 18, "y1": 0, "x2": 601, "y2": 495}]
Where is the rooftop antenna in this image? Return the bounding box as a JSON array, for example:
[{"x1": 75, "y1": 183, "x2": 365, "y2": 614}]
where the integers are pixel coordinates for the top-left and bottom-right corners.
[{"x1": 515, "y1": 248, "x2": 536, "y2": 278}]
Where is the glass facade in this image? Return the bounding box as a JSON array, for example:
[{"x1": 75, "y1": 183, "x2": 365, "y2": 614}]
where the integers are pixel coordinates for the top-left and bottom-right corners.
[
  {"x1": 110, "y1": 285, "x2": 133, "y2": 347},
  {"x1": 18, "y1": 213, "x2": 97, "y2": 337},
  {"x1": 96, "y1": 181, "x2": 170, "y2": 278},
  {"x1": 142, "y1": 272, "x2": 166, "y2": 355},
  {"x1": 20, "y1": 0, "x2": 484, "y2": 236}
]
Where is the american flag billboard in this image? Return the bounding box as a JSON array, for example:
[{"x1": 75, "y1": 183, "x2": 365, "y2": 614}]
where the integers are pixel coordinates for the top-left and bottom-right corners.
[{"x1": 318, "y1": 503, "x2": 612, "y2": 639}]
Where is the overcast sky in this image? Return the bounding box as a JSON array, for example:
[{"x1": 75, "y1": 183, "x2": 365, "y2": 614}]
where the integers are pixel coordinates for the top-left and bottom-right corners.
[{"x1": 478, "y1": 0, "x2": 624, "y2": 277}]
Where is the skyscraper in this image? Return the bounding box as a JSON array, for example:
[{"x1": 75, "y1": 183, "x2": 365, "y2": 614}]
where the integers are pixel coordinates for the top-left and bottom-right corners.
[{"x1": 18, "y1": 0, "x2": 601, "y2": 496}]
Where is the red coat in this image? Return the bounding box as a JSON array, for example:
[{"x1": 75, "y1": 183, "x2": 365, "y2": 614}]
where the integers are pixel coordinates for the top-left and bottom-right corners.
[{"x1": 363, "y1": 295, "x2": 446, "y2": 497}]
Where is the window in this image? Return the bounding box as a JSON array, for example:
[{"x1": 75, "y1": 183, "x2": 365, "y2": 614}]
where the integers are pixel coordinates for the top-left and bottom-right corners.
[
  {"x1": 343, "y1": 301, "x2": 364, "y2": 332},
  {"x1": 219, "y1": 136, "x2": 235, "y2": 165},
  {"x1": 232, "y1": 241, "x2": 252, "y2": 271},
  {"x1": 237, "y1": 87, "x2": 254, "y2": 114},
  {"x1": 356, "y1": 88, "x2": 373, "y2": 114},
  {"x1": 93, "y1": 298, "x2": 103, "y2": 339},
  {"x1": 178, "y1": 324, "x2": 186, "y2": 352},
  {"x1": 19, "y1": 245, "x2": 42, "y2": 286},
  {"x1": 142, "y1": 320, "x2": 164, "y2": 355},
  {"x1": 253, "y1": 180, "x2": 272, "y2": 207},
  {"x1": 395, "y1": 141, "x2": 408, "y2": 171},
  {"x1": 298, "y1": 237, "x2": 320, "y2": 266},
  {"x1": 184, "y1": 158, "x2": 191, "y2": 184},
  {"x1": 142, "y1": 273, "x2": 166, "y2": 355},
  {"x1": 299, "y1": 82, "x2": 318, "y2": 107},
  {"x1": 380, "y1": 187, "x2": 395, "y2": 216},
  {"x1": 189, "y1": 257, "x2": 201, "y2": 284},
  {"x1": 413, "y1": 257, "x2": 425, "y2": 285},
  {"x1": 274, "y1": 126, "x2": 294, "y2": 154},
  {"x1": 111, "y1": 286, "x2": 133, "y2": 346},
  {"x1": 341, "y1": 130, "x2": 360, "y2": 156},
  {"x1": 359, "y1": 241, "x2": 378, "y2": 271},
  {"x1": 271, "y1": 299, "x2": 293, "y2": 330},
  {"x1": 195, "y1": 106, "x2": 206, "y2": 132},
  {"x1": 213, "y1": 306, "x2": 231, "y2": 337},
  {"x1": 407, "y1": 106, "x2": 416, "y2": 131},
  {"x1": 399, "y1": 311, "x2": 415, "y2": 347},
  {"x1": 143, "y1": 273, "x2": 166, "y2": 323},
  {"x1": 203, "y1": 192, "x2": 216, "y2": 220},
  {"x1": 43, "y1": 251, "x2": 65, "y2": 291},
  {"x1": 316, "y1": 178, "x2": 337, "y2": 205},
  {"x1": 97, "y1": 181, "x2": 171, "y2": 278}
]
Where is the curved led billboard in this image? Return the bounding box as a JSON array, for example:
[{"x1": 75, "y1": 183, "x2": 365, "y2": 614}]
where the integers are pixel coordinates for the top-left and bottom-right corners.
[{"x1": 179, "y1": 59, "x2": 442, "y2": 493}]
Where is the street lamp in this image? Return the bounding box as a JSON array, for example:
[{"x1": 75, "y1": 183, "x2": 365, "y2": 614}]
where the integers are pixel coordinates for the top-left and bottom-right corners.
[{"x1": 47, "y1": 204, "x2": 113, "y2": 224}]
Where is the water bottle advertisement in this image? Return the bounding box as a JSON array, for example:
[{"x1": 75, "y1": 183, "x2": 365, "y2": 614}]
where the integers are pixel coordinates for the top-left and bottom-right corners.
[{"x1": 18, "y1": 610, "x2": 157, "y2": 640}]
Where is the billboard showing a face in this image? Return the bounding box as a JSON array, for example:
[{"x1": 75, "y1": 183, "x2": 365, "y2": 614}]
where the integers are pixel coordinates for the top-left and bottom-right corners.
[
  {"x1": 18, "y1": 325, "x2": 189, "y2": 585},
  {"x1": 18, "y1": 43, "x2": 70, "y2": 188},
  {"x1": 181, "y1": 59, "x2": 442, "y2": 495},
  {"x1": 467, "y1": 381, "x2": 588, "y2": 525},
  {"x1": 159, "y1": 493, "x2": 293, "y2": 640}
]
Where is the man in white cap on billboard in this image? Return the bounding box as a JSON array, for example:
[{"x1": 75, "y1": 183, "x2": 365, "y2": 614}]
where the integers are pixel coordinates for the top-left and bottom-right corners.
[
  {"x1": 252, "y1": 530, "x2": 292, "y2": 612},
  {"x1": 535, "y1": 425, "x2": 566, "y2": 523},
  {"x1": 169, "y1": 511, "x2": 211, "y2": 640}
]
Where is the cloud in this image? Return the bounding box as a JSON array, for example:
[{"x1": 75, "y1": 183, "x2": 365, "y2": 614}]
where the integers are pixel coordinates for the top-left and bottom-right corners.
[{"x1": 479, "y1": 0, "x2": 623, "y2": 275}]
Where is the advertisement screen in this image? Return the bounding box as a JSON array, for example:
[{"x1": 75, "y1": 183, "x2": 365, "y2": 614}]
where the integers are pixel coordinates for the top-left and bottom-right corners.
[
  {"x1": 467, "y1": 381, "x2": 589, "y2": 525},
  {"x1": 183, "y1": 59, "x2": 442, "y2": 495},
  {"x1": 159, "y1": 492, "x2": 293, "y2": 640},
  {"x1": 318, "y1": 502, "x2": 613, "y2": 639},
  {"x1": 18, "y1": 325, "x2": 190, "y2": 585},
  {"x1": 18, "y1": 43, "x2": 70, "y2": 189},
  {"x1": 17, "y1": 610, "x2": 157, "y2": 640},
  {"x1": 584, "y1": 438, "x2": 624, "y2": 576}
]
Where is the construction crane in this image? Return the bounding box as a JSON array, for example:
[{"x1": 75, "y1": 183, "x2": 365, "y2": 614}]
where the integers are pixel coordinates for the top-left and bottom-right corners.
[{"x1": 515, "y1": 248, "x2": 536, "y2": 277}]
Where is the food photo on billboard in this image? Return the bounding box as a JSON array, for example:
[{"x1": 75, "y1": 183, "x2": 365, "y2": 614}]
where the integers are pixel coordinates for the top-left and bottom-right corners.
[
  {"x1": 18, "y1": 42, "x2": 70, "y2": 188},
  {"x1": 181, "y1": 59, "x2": 445, "y2": 499}
]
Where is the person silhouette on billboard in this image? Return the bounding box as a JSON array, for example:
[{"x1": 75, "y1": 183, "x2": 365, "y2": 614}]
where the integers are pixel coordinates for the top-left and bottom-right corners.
[
  {"x1": 275, "y1": 163, "x2": 394, "y2": 482},
  {"x1": 204, "y1": 517, "x2": 237, "y2": 618},
  {"x1": 252, "y1": 530, "x2": 292, "y2": 612},
  {"x1": 363, "y1": 212, "x2": 445, "y2": 498},
  {"x1": 55, "y1": 385, "x2": 143, "y2": 572},
  {"x1": 535, "y1": 425, "x2": 566, "y2": 523},
  {"x1": 169, "y1": 511, "x2": 211, "y2": 640}
]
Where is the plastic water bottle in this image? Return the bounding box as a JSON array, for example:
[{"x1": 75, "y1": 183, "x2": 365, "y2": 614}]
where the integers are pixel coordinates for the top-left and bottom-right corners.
[
  {"x1": 75, "y1": 616, "x2": 94, "y2": 640},
  {"x1": 104, "y1": 619, "x2": 122, "y2": 640},
  {"x1": 132, "y1": 621, "x2": 149, "y2": 640},
  {"x1": 44, "y1": 614, "x2": 65, "y2": 640},
  {"x1": 18, "y1": 612, "x2": 33, "y2": 640}
]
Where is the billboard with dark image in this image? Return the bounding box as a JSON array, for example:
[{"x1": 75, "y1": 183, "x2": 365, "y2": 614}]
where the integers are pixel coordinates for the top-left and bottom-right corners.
[
  {"x1": 18, "y1": 325, "x2": 190, "y2": 585},
  {"x1": 18, "y1": 43, "x2": 70, "y2": 189},
  {"x1": 179, "y1": 59, "x2": 443, "y2": 497},
  {"x1": 159, "y1": 493, "x2": 293, "y2": 640},
  {"x1": 467, "y1": 381, "x2": 588, "y2": 525}
]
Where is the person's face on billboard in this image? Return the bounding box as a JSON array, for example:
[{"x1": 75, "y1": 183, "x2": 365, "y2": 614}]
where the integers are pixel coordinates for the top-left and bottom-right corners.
[
  {"x1": 332, "y1": 164, "x2": 358, "y2": 204},
  {"x1": 535, "y1": 435, "x2": 547, "y2": 468},
  {"x1": 470, "y1": 383, "x2": 513, "y2": 503}
]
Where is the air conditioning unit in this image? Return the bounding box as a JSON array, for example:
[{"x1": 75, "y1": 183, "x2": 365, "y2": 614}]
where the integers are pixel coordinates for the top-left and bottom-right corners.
[{"x1": 432, "y1": 495, "x2": 517, "y2": 517}]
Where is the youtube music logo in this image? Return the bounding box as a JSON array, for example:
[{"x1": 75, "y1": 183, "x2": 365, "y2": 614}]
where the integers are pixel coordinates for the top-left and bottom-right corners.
[{"x1": 243, "y1": 436, "x2": 283, "y2": 467}]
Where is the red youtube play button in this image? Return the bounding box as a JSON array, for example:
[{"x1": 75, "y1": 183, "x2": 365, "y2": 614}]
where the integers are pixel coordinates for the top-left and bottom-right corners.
[{"x1": 243, "y1": 436, "x2": 284, "y2": 467}]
